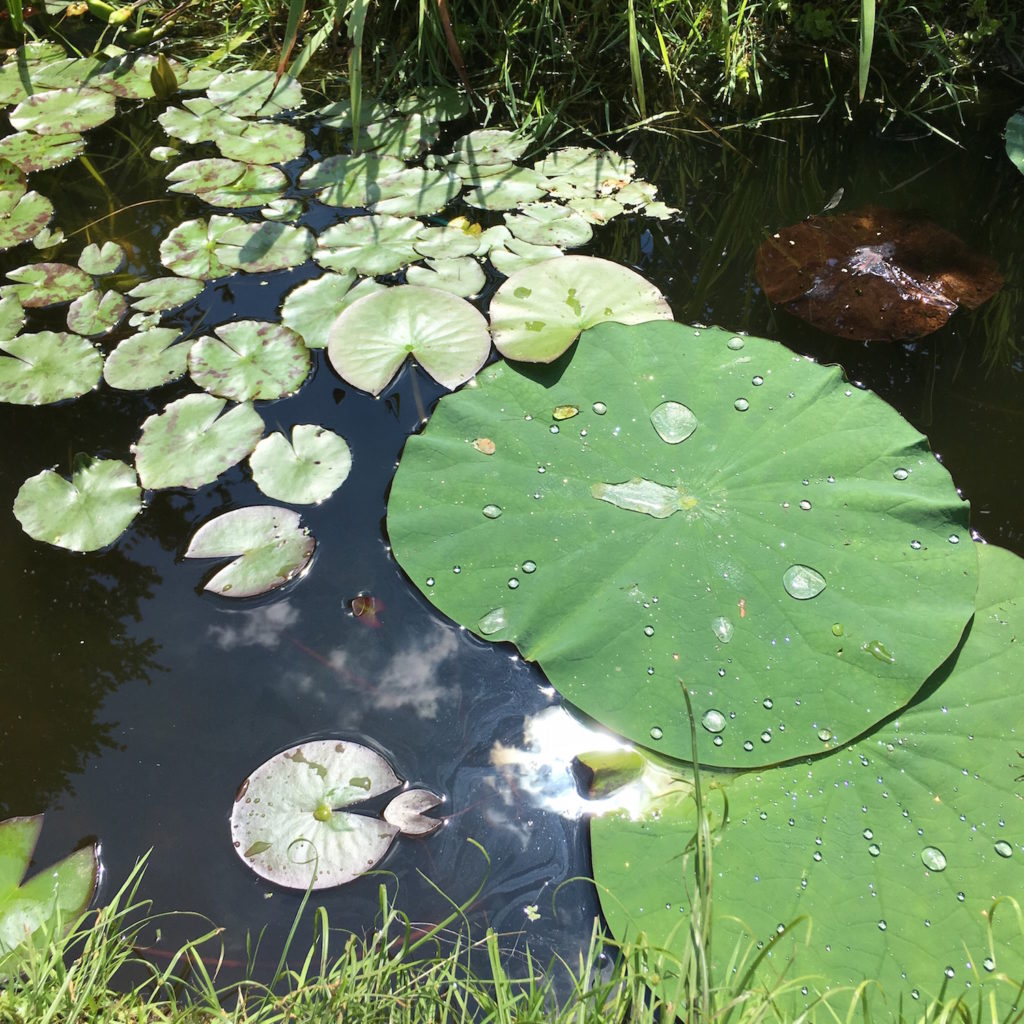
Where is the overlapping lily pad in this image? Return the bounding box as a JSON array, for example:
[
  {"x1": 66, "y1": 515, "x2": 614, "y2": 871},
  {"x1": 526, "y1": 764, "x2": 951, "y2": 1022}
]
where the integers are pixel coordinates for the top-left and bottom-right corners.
[
  {"x1": 386, "y1": 321, "x2": 978, "y2": 765},
  {"x1": 0, "y1": 331, "x2": 101, "y2": 404},
  {"x1": 406, "y1": 258, "x2": 486, "y2": 298},
  {"x1": 280, "y1": 273, "x2": 384, "y2": 349},
  {"x1": 2, "y1": 262, "x2": 92, "y2": 307},
  {"x1": 249, "y1": 425, "x2": 352, "y2": 504},
  {"x1": 205, "y1": 70, "x2": 303, "y2": 117},
  {"x1": 298, "y1": 153, "x2": 405, "y2": 206},
  {"x1": 0, "y1": 131, "x2": 85, "y2": 173},
  {"x1": 0, "y1": 190, "x2": 52, "y2": 252},
  {"x1": 66, "y1": 289, "x2": 127, "y2": 336},
  {"x1": 167, "y1": 159, "x2": 288, "y2": 208},
  {"x1": 314, "y1": 215, "x2": 423, "y2": 276},
  {"x1": 9, "y1": 87, "x2": 115, "y2": 134},
  {"x1": 127, "y1": 276, "x2": 204, "y2": 314}
]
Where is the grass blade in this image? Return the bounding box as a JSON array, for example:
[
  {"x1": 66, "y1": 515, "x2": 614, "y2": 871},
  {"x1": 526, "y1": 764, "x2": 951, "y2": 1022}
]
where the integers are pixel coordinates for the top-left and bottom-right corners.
[{"x1": 858, "y1": 0, "x2": 876, "y2": 102}]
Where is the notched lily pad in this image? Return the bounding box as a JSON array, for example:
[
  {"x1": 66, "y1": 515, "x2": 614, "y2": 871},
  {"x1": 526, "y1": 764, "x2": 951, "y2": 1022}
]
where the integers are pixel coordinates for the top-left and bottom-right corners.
[
  {"x1": 280, "y1": 273, "x2": 383, "y2": 350},
  {"x1": 0, "y1": 330, "x2": 101, "y2": 404},
  {"x1": 249, "y1": 425, "x2": 352, "y2": 504},
  {"x1": 78, "y1": 241, "x2": 125, "y2": 275},
  {"x1": 205, "y1": 71, "x2": 303, "y2": 117},
  {"x1": 103, "y1": 327, "x2": 190, "y2": 390},
  {"x1": 2, "y1": 262, "x2": 92, "y2": 307},
  {"x1": 0, "y1": 131, "x2": 85, "y2": 173},
  {"x1": 314, "y1": 215, "x2": 422, "y2": 276},
  {"x1": 0, "y1": 190, "x2": 53, "y2": 252},
  {"x1": 9, "y1": 87, "x2": 114, "y2": 135},
  {"x1": 167, "y1": 159, "x2": 287, "y2": 209},
  {"x1": 755, "y1": 205, "x2": 1004, "y2": 341},
  {"x1": 66, "y1": 289, "x2": 126, "y2": 336},
  {"x1": 406, "y1": 258, "x2": 486, "y2": 298},
  {"x1": 127, "y1": 276, "x2": 204, "y2": 313}
]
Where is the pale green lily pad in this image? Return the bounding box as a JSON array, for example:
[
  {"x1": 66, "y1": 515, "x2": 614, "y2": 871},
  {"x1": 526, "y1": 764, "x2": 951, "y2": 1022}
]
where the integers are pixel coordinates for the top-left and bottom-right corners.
[
  {"x1": 613, "y1": 179, "x2": 660, "y2": 207},
  {"x1": 66, "y1": 288, "x2": 126, "y2": 336},
  {"x1": 212, "y1": 221, "x2": 314, "y2": 274},
  {"x1": 184, "y1": 505, "x2": 314, "y2": 597},
  {"x1": 188, "y1": 320, "x2": 310, "y2": 402},
  {"x1": 358, "y1": 113, "x2": 438, "y2": 159},
  {"x1": 158, "y1": 98, "x2": 249, "y2": 145},
  {"x1": 473, "y1": 224, "x2": 514, "y2": 257},
  {"x1": 489, "y1": 255, "x2": 672, "y2": 362},
  {"x1": 103, "y1": 327, "x2": 189, "y2": 390},
  {"x1": 0, "y1": 131, "x2": 85, "y2": 173},
  {"x1": 0, "y1": 296, "x2": 24, "y2": 340},
  {"x1": 133, "y1": 393, "x2": 264, "y2": 490},
  {"x1": 382, "y1": 789, "x2": 444, "y2": 835},
  {"x1": 1007, "y1": 111, "x2": 1024, "y2": 176},
  {"x1": 280, "y1": 273, "x2": 385, "y2": 349},
  {"x1": 167, "y1": 159, "x2": 287, "y2": 209},
  {"x1": 489, "y1": 237, "x2": 565, "y2": 275},
  {"x1": 463, "y1": 168, "x2": 549, "y2": 211},
  {"x1": 504, "y1": 205, "x2": 594, "y2": 248},
  {"x1": 314, "y1": 215, "x2": 422, "y2": 276},
  {"x1": 32, "y1": 227, "x2": 64, "y2": 249},
  {"x1": 127, "y1": 276, "x2": 203, "y2": 313},
  {"x1": 90, "y1": 52, "x2": 184, "y2": 101},
  {"x1": 159, "y1": 216, "x2": 239, "y2": 280},
  {"x1": 128, "y1": 311, "x2": 161, "y2": 330},
  {"x1": 0, "y1": 160, "x2": 24, "y2": 204},
  {"x1": 14, "y1": 456, "x2": 141, "y2": 551},
  {"x1": 205, "y1": 71, "x2": 303, "y2": 117},
  {"x1": 0, "y1": 331, "x2": 101, "y2": 404},
  {"x1": 216, "y1": 121, "x2": 306, "y2": 165},
  {"x1": 78, "y1": 241, "x2": 125, "y2": 275},
  {"x1": 642, "y1": 201, "x2": 680, "y2": 220},
  {"x1": 313, "y1": 97, "x2": 392, "y2": 130},
  {"x1": 566, "y1": 195, "x2": 625, "y2": 225},
  {"x1": 9, "y1": 87, "x2": 114, "y2": 134},
  {"x1": 327, "y1": 285, "x2": 490, "y2": 395},
  {"x1": 406, "y1": 258, "x2": 486, "y2": 298},
  {"x1": 397, "y1": 86, "x2": 470, "y2": 121},
  {"x1": 592, "y1": 542, "x2": 1024, "y2": 1012},
  {"x1": 444, "y1": 157, "x2": 515, "y2": 182},
  {"x1": 249, "y1": 425, "x2": 352, "y2": 504},
  {"x1": 448, "y1": 128, "x2": 531, "y2": 167},
  {"x1": 0, "y1": 191, "x2": 53, "y2": 251},
  {"x1": 0, "y1": 815, "x2": 97, "y2": 980},
  {"x1": 299, "y1": 153, "x2": 405, "y2": 206},
  {"x1": 368, "y1": 168, "x2": 462, "y2": 217},
  {"x1": 229, "y1": 739, "x2": 402, "y2": 888},
  {"x1": 414, "y1": 221, "x2": 485, "y2": 259},
  {"x1": 535, "y1": 147, "x2": 635, "y2": 196},
  {"x1": 2, "y1": 262, "x2": 92, "y2": 307},
  {"x1": 262, "y1": 198, "x2": 305, "y2": 221}
]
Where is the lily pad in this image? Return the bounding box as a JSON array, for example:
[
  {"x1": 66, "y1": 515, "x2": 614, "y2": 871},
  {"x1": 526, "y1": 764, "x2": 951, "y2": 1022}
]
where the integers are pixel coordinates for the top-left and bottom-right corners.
[
  {"x1": 211, "y1": 220, "x2": 314, "y2": 274},
  {"x1": 205, "y1": 71, "x2": 303, "y2": 117},
  {"x1": 413, "y1": 220, "x2": 483, "y2": 260},
  {"x1": 78, "y1": 241, "x2": 125, "y2": 275},
  {"x1": 9, "y1": 87, "x2": 115, "y2": 135},
  {"x1": 2, "y1": 262, "x2": 92, "y2": 307},
  {"x1": 66, "y1": 289, "x2": 126, "y2": 336},
  {"x1": 188, "y1": 320, "x2": 311, "y2": 402},
  {"x1": 0, "y1": 131, "x2": 85, "y2": 173},
  {"x1": 184, "y1": 505, "x2": 314, "y2": 597},
  {"x1": 463, "y1": 168, "x2": 548, "y2": 211},
  {"x1": 489, "y1": 237, "x2": 565, "y2": 276},
  {"x1": 327, "y1": 285, "x2": 490, "y2": 395},
  {"x1": 0, "y1": 815, "x2": 97, "y2": 979},
  {"x1": 314, "y1": 215, "x2": 423, "y2": 276},
  {"x1": 298, "y1": 153, "x2": 406, "y2": 206},
  {"x1": 0, "y1": 331, "x2": 101, "y2": 404},
  {"x1": 0, "y1": 191, "x2": 53, "y2": 252},
  {"x1": 132, "y1": 393, "x2": 264, "y2": 490},
  {"x1": 358, "y1": 113, "x2": 438, "y2": 159},
  {"x1": 1006, "y1": 111, "x2": 1024, "y2": 176},
  {"x1": 158, "y1": 98, "x2": 249, "y2": 145},
  {"x1": 448, "y1": 128, "x2": 531, "y2": 167},
  {"x1": 488, "y1": 255, "x2": 673, "y2": 362},
  {"x1": 249, "y1": 425, "x2": 352, "y2": 504},
  {"x1": 215, "y1": 121, "x2": 305, "y2": 165},
  {"x1": 592, "y1": 542, "x2": 1024, "y2": 1011},
  {"x1": 159, "y1": 216, "x2": 239, "y2": 280},
  {"x1": 367, "y1": 167, "x2": 462, "y2": 218},
  {"x1": 755, "y1": 206, "x2": 1004, "y2": 341},
  {"x1": 0, "y1": 296, "x2": 25, "y2": 340},
  {"x1": 103, "y1": 327, "x2": 189, "y2": 390},
  {"x1": 535, "y1": 147, "x2": 635, "y2": 196},
  {"x1": 14, "y1": 456, "x2": 141, "y2": 551},
  {"x1": 504, "y1": 205, "x2": 594, "y2": 248},
  {"x1": 406, "y1": 258, "x2": 486, "y2": 298},
  {"x1": 386, "y1": 321, "x2": 978, "y2": 766},
  {"x1": 167, "y1": 159, "x2": 287, "y2": 209},
  {"x1": 280, "y1": 274, "x2": 384, "y2": 349},
  {"x1": 127, "y1": 276, "x2": 204, "y2": 313}
]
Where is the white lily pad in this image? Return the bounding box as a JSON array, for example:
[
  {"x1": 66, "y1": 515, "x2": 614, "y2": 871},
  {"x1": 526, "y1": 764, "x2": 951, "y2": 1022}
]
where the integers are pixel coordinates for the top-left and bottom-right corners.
[
  {"x1": 14, "y1": 457, "x2": 141, "y2": 551},
  {"x1": 327, "y1": 285, "x2": 490, "y2": 395},
  {"x1": 77, "y1": 241, "x2": 125, "y2": 275},
  {"x1": 2, "y1": 262, "x2": 92, "y2": 307},
  {"x1": 504, "y1": 205, "x2": 594, "y2": 248},
  {"x1": 280, "y1": 273, "x2": 384, "y2": 349},
  {"x1": 229, "y1": 739, "x2": 402, "y2": 888},
  {"x1": 103, "y1": 327, "x2": 189, "y2": 390},
  {"x1": 566, "y1": 195, "x2": 625, "y2": 225},
  {"x1": 188, "y1": 320, "x2": 310, "y2": 401},
  {"x1": 488, "y1": 255, "x2": 673, "y2": 362},
  {"x1": 211, "y1": 220, "x2": 314, "y2": 274},
  {"x1": 448, "y1": 128, "x2": 531, "y2": 167},
  {"x1": 534, "y1": 147, "x2": 635, "y2": 196},
  {"x1": 205, "y1": 71, "x2": 303, "y2": 117},
  {"x1": 0, "y1": 191, "x2": 53, "y2": 252},
  {"x1": 314, "y1": 215, "x2": 422, "y2": 276},
  {"x1": 489, "y1": 236, "x2": 565, "y2": 275},
  {"x1": 0, "y1": 331, "x2": 101, "y2": 404},
  {"x1": 9, "y1": 87, "x2": 115, "y2": 135},
  {"x1": 0, "y1": 295, "x2": 25, "y2": 340},
  {"x1": 127, "y1": 276, "x2": 204, "y2": 313},
  {"x1": 463, "y1": 167, "x2": 548, "y2": 211},
  {"x1": 216, "y1": 122, "x2": 305, "y2": 165},
  {"x1": 0, "y1": 131, "x2": 85, "y2": 173},
  {"x1": 249, "y1": 425, "x2": 352, "y2": 504},
  {"x1": 406, "y1": 258, "x2": 486, "y2": 298},
  {"x1": 159, "y1": 216, "x2": 239, "y2": 279},
  {"x1": 382, "y1": 789, "x2": 444, "y2": 836},
  {"x1": 133, "y1": 393, "x2": 264, "y2": 490},
  {"x1": 158, "y1": 98, "x2": 249, "y2": 145},
  {"x1": 66, "y1": 288, "x2": 126, "y2": 336},
  {"x1": 167, "y1": 159, "x2": 287, "y2": 209},
  {"x1": 299, "y1": 153, "x2": 406, "y2": 207},
  {"x1": 367, "y1": 168, "x2": 462, "y2": 217}
]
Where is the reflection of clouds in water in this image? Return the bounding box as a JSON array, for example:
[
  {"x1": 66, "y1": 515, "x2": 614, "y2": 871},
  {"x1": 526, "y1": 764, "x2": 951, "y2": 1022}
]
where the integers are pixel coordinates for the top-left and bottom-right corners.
[
  {"x1": 208, "y1": 601, "x2": 299, "y2": 650},
  {"x1": 371, "y1": 628, "x2": 457, "y2": 718}
]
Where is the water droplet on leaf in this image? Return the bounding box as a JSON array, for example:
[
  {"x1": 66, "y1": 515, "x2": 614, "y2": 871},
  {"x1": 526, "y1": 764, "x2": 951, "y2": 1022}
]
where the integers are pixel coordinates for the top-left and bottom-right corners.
[
  {"x1": 817, "y1": 727, "x2": 833, "y2": 742},
  {"x1": 593, "y1": 402, "x2": 607, "y2": 415},
  {"x1": 921, "y1": 846, "x2": 947, "y2": 872},
  {"x1": 482, "y1": 504, "x2": 503, "y2": 519},
  {"x1": 478, "y1": 608, "x2": 507, "y2": 634},
  {"x1": 649, "y1": 726, "x2": 663, "y2": 740},
  {"x1": 893, "y1": 468, "x2": 909, "y2": 480},
  {"x1": 507, "y1": 577, "x2": 519, "y2": 589},
  {"x1": 783, "y1": 564, "x2": 827, "y2": 600},
  {"x1": 734, "y1": 398, "x2": 750, "y2": 411},
  {"x1": 522, "y1": 560, "x2": 536, "y2": 573},
  {"x1": 701, "y1": 709, "x2": 726, "y2": 733},
  {"x1": 727, "y1": 336, "x2": 745, "y2": 350},
  {"x1": 712, "y1": 616, "x2": 734, "y2": 643},
  {"x1": 650, "y1": 401, "x2": 697, "y2": 444},
  {"x1": 994, "y1": 840, "x2": 1013, "y2": 858},
  {"x1": 863, "y1": 640, "x2": 896, "y2": 664}
]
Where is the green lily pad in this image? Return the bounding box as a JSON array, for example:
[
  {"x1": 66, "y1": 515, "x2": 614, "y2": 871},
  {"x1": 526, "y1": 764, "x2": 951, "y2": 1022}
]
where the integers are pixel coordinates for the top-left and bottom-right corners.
[
  {"x1": 592, "y1": 542, "x2": 1024, "y2": 1011},
  {"x1": 613, "y1": 179, "x2": 660, "y2": 207},
  {"x1": 158, "y1": 98, "x2": 249, "y2": 144},
  {"x1": 0, "y1": 331, "x2": 101, "y2": 404},
  {"x1": 262, "y1": 198, "x2": 305, "y2": 221},
  {"x1": 14, "y1": 456, "x2": 141, "y2": 551},
  {"x1": 66, "y1": 288, "x2": 127, "y2": 336},
  {"x1": 406, "y1": 258, "x2": 486, "y2": 298},
  {"x1": 78, "y1": 241, "x2": 125, "y2": 275},
  {"x1": 367, "y1": 167, "x2": 462, "y2": 217},
  {"x1": 211, "y1": 220, "x2": 314, "y2": 274},
  {"x1": 90, "y1": 52, "x2": 184, "y2": 101},
  {"x1": 2, "y1": 262, "x2": 92, "y2": 307},
  {"x1": 314, "y1": 215, "x2": 423, "y2": 276},
  {"x1": 504, "y1": 205, "x2": 594, "y2": 248},
  {"x1": 0, "y1": 296, "x2": 25, "y2": 340},
  {"x1": 230, "y1": 739, "x2": 441, "y2": 888},
  {"x1": 488, "y1": 255, "x2": 673, "y2": 362},
  {"x1": 397, "y1": 85, "x2": 470, "y2": 122},
  {"x1": 299, "y1": 153, "x2": 406, "y2": 206},
  {"x1": 386, "y1": 321, "x2": 978, "y2": 766},
  {"x1": 167, "y1": 159, "x2": 287, "y2": 209},
  {"x1": 205, "y1": 71, "x2": 303, "y2": 117},
  {"x1": 313, "y1": 97, "x2": 393, "y2": 130},
  {"x1": 566, "y1": 195, "x2": 625, "y2": 225},
  {"x1": 358, "y1": 113, "x2": 439, "y2": 160},
  {"x1": 448, "y1": 128, "x2": 531, "y2": 167},
  {"x1": 9, "y1": 87, "x2": 115, "y2": 135},
  {"x1": 216, "y1": 121, "x2": 305, "y2": 165},
  {"x1": 1007, "y1": 111, "x2": 1024, "y2": 176},
  {"x1": 103, "y1": 327, "x2": 190, "y2": 390},
  {"x1": 0, "y1": 190, "x2": 53, "y2": 252},
  {"x1": 327, "y1": 285, "x2": 490, "y2": 395},
  {"x1": 32, "y1": 227, "x2": 64, "y2": 249},
  {"x1": 489, "y1": 237, "x2": 565, "y2": 276},
  {"x1": 414, "y1": 220, "x2": 484, "y2": 260},
  {"x1": 184, "y1": 505, "x2": 314, "y2": 597},
  {"x1": 463, "y1": 168, "x2": 548, "y2": 211},
  {"x1": 159, "y1": 216, "x2": 239, "y2": 280},
  {"x1": 188, "y1": 320, "x2": 311, "y2": 401},
  {"x1": 133, "y1": 394, "x2": 264, "y2": 490},
  {"x1": 249, "y1": 425, "x2": 352, "y2": 504},
  {"x1": 127, "y1": 276, "x2": 204, "y2": 313},
  {"x1": 534, "y1": 147, "x2": 635, "y2": 196},
  {"x1": 0, "y1": 815, "x2": 97, "y2": 979},
  {"x1": 0, "y1": 131, "x2": 85, "y2": 173},
  {"x1": 280, "y1": 273, "x2": 384, "y2": 349}
]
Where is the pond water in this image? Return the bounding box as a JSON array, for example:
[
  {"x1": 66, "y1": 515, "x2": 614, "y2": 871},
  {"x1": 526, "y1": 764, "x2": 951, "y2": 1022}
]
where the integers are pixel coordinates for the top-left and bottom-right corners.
[{"x1": 1, "y1": 69, "x2": 1022, "y2": 985}]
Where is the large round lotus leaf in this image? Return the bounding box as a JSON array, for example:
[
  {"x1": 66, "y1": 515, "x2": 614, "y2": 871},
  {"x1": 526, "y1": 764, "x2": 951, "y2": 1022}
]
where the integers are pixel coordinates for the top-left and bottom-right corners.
[
  {"x1": 66, "y1": 289, "x2": 126, "y2": 336},
  {"x1": 158, "y1": 97, "x2": 248, "y2": 144},
  {"x1": 327, "y1": 285, "x2": 490, "y2": 396},
  {"x1": 298, "y1": 153, "x2": 405, "y2": 206},
  {"x1": 2, "y1": 262, "x2": 92, "y2": 307},
  {"x1": 504, "y1": 206, "x2": 594, "y2": 248},
  {"x1": 0, "y1": 131, "x2": 84, "y2": 173},
  {"x1": 184, "y1": 505, "x2": 314, "y2": 597},
  {"x1": 14, "y1": 457, "x2": 141, "y2": 551},
  {"x1": 592, "y1": 542, "x2": 1024, "y2": 1012},
  {"x1": 386, "y1": 321, "x2": 978, "y2": 766},
  {"x1": 103, "y1": 327, "x2": 189, "y2": 390},
  {"x1": 133, "y1": 393, "x2": 264, "y2": 490},
  {"x1": 0, "y1": 331, "x2": 101, "y2": 404},
  {"x1": 314, "y1": 215, "x2": 423, "y2": 276},
  {"x1": 367, "y1": 168, "x2": 462, "y2": 217},
  {"x1": 205, "y1": 70, "x2": 303, "y2": 117},
  {"x1": 406, "y1": 258, "x2": 486, "y2": 299},
  {"x1": 215, "y1": 122, "x2": 305, "y2": 165},
  {"x1": 1006, "y1": 111, "x2": 1024, "y2": 176},
  {"x1": 463, "y1": 168, "x2": 548, "y2": 211},
  {"x1": 167, "y1": 159, "x2": 287, "y2": 209},
  {"x1": 159, "y1": 216, "x2": 239, "y2": 279},
  {"x1": 229, "y1": 739, "x2": 401, "y2": 889},
  {"x1": 9, "y1": 87, "x2": 114, "y2": 134},
  {"x1": 280, "y1": 273, "x2": 384, "y2": 350},
  {"x1": 127, "y1": 276, "x2": 203, "y2": 313},
  {"x1": 78, "y1": 241, "x2": 125, "y2": 275},
  {"x1": 188, "y1": 320, "x2": 310, "y2": 401},
  {"x1": 0, "y1": 191, "x2": 52, "y2": 252},
  {"x1": 211, "y1": 221, "x2": 314, "y2": 274},
  {"x1": 249, "y1": 425, "x2": 352, "y2": 504},
  {"x1": 488, "y1": 256, "x2": 673, "y2": 362}
]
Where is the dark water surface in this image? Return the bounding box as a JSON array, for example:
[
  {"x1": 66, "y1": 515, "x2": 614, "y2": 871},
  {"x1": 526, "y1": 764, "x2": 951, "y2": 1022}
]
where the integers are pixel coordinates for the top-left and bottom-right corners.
[{"x1": 1, "y1": 83, "x2": 1022, "y2": 978}]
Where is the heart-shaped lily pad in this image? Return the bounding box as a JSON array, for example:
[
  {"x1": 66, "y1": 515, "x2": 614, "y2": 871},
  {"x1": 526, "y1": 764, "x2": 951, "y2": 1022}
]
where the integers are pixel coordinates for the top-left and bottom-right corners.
[
  {"x1": 463, "y1": 168, "x2": 548, "y2": 211},
  {"x1": 447, "y1": 128, "x2": 531, "y2": 167},
  {"x1": 406, "y1": 258, "x2": 486, "y2": 298},
  {"x1": 9, "y1": 87, "x2": 115, "y2": 134},
  {"x1": 77, "y1": 241, "x2": 125, "y2": 275},
  {"x1": 184, "y1": 505, "x2": 314, "y2": 597},
  {"x1": 328, "y1": 285, "x2": 490, "y2": 395},
  {"x1": 280, "y1": 273, "x2": 384, "y2": 349},
  {"x1": 103, "y1": 327, "x2": 190, "y2": 390},
  {"x1": 488, "y1": 255, "x2": 673, "y2": 362},
  {"x1": 0, "y1": 295, "x2": 24, "y2": 340},
  {"x1": 158, "y1": 97, "x2": 249, "y2": 144},
  {"x1": 205, "y1": 70, "x2": 303, "y2": 117},
  {"x1": 314, "y1": 215, "x2": 423, "y2": 276},
  {"x1": 249, "y1": 425, "x2": 352, "y2": 504},
  {"x1": 167, "y1": 159, "x2": 287, "y2": 209},
  {"x1": 210, "y1": 220, "x2": 314, "y2": 274},
  {"x1": 413, "y1": 219, "x2": 483, "y2": 260},
  {"x1": 2, "y1": 262, "x2": 92, "y2": 307},
  {"x1": 386, "y1": 321, "x2": 978, "y2": 766},
  {"x1": 592, "y1": 542, "x2": 1024, "y2": 1012},
  {"x1": 127, "y1": 276, "x2": 204, "y2": 313},
  {"x1": 159, "y1": 216, "x2": 239, "y2": 279},
  {"x1": 367, "y1": 167, "x2": 462, "y2": 217},
  {"x1": 215, "y1": 122, "x2": 305, "y2": 165},
  {"x1": 14, "y1": 456, "x2": 141, "y2": 551},
  {"x1": 504, "y1": 205, "x2": 594, "y2": 248},
  {"x1": 0, "y1": 191, "x2": 53, "y2": 252},
  {"x1": 66, "y1": 288, "x2": 127, "y2": 336},
  {"x1": 0, "y1": 131, "x2": 84, "y2": 173},
  {"x1": 0, "y1": 331, "x2": 101, "y2": 404}
]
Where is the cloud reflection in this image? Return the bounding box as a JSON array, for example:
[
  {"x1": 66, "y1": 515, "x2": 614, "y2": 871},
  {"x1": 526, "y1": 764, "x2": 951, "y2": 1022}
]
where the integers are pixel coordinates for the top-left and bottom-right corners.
[{"x1": 208, "y1": 601, "x2": 300, "y2": 650}]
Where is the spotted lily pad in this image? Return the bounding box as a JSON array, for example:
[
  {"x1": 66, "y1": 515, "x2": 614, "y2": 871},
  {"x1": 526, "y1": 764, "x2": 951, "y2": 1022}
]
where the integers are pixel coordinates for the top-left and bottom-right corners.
[
  {"x1": 314, "y1": 215, "x2": 423, "y2": 276},
  {"x1": 167, "y1": 159, "x2": 287, "y2": 209},
  {"x1": 755, "y1": 206, "x2": 1004, "y2": 341},
  {"x1": 0, "y1": 131, "x2": 85, "y2": 173},
  {"x1": 249, "y1": 425, "x2": 352, "y2": 504},
  {"x1": 14, "y1": 456, "x2": 141, "y2": 551},
  {"x1": 66, "y1": 289, "x2": 126, "y2": 336},
  {"x1": 205, "y1": 71, "x2": 303, "y2": 117},
  {"x1": 9, "y1": 87, "x2": 115, "y2": 135},
  {"x1": 215, "y1": 122, "x2": 305, "y2": 165},
  {"x1": 0, "y1": 331, "x2": 101, "y2": 404},
  {"x1": 1006, "y1": 111, "x2": 1024, "y2": 176},
  {"x1": 127, "y1": 276, "x2": 204, "y2": 314},
  {"x1": 188, "y1": 320, "x2": 310, "y2": 401},
  {"x1": 280, "y1": 274, "x2": 384, "y2": 349},
  {"x1": 488, "y1": 255, "x2": 673, "y2": 362},
  {"x1": 184, "y1": 505, "x2": 314, "y2": 597},
  {"x1": 328, "y1": 285, "x2": 490, "y2": 395},
  {"x1": 103, "y1": 327, "x2": 189, "y2": 390},
  {"x1": 158, "y1": 98, "x2": 249, "y2": 144},
  {"x1": 159, "y1": 216, "x2": 239, "y2": 279},
  {"x1": 0, "y1": 191, "x2": 53, "y2": 252},
  {"x1": 210, "y1": 221, "x2": 314, "y2": 274},
  {"x1": 78, "y1": 241, "x2": 125, "y2": 275},
  {"x1": 386, "y1": 321, "x2": 978, "y2": 766},
  {"x1": 0, "y1": 296, "x2": 24, "y2": 340},
  {"x1": 2, "y1": 262, "x2": 92, "y2": 307},
  {"x1": 133, "y1": 394, "x2": 264, "y2": 490}
]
